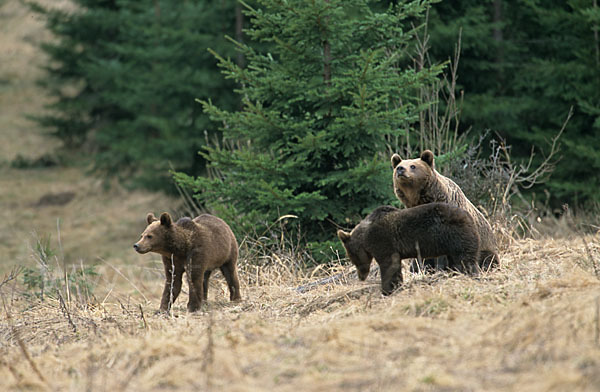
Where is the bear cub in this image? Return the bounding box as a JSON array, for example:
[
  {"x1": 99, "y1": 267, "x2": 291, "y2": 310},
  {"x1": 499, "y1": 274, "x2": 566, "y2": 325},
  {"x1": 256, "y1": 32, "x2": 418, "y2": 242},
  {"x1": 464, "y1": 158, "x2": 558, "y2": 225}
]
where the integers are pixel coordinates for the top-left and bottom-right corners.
[
  {"x1": 337, "y1": 203, "x2": 480, "y2": 295},
  {"x1": 134, "y1": 212, "x2": 241, "y2": 313}
]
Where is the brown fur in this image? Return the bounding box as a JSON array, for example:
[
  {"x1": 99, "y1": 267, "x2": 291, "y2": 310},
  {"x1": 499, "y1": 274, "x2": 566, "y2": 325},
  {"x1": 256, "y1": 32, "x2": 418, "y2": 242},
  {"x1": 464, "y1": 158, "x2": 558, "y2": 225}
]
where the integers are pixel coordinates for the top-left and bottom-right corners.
[
  {"x1": 337, "y1": 203, "x2": 480, "y2": 295},
  {"x1": 391, "y1": 150, "x2": 499, "y2": 268},
  {"x1": 134, "y1": 212, "x2": 240, "y2": 312}
]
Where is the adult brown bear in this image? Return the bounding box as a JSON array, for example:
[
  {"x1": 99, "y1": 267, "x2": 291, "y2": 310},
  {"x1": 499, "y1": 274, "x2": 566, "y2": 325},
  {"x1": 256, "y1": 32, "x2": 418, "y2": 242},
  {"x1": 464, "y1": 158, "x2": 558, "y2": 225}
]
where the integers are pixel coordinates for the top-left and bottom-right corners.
[{"x1": 391, "y1": 150, "x2": 499, "y2": 269}]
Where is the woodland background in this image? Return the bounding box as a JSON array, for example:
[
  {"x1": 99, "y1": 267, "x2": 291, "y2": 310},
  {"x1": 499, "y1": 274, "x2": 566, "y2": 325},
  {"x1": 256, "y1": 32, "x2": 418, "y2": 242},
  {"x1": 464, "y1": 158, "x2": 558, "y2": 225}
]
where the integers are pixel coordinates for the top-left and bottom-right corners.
[
  {"x1": 1, "y1": 1, "x2": 600, "y2": 390},
  {"x1": 25, "y1": 0, "x2": 600, "y2": 255}
]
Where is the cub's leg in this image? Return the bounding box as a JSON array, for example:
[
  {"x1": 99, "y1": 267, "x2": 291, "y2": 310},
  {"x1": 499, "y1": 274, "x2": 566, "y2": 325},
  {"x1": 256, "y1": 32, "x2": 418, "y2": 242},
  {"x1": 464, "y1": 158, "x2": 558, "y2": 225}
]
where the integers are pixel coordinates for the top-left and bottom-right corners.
[
  {"x1": 220, "y1": 259, "x2": 241, "y2": 301},
  {"x1": 410, "y1": 256, "x2": 449, "y2": 274},
  {"x1": 160, "y1": 255, "x2": 184, "y2": 312},
  {"x1": 379, "y1": 254, "x2": 403, "y2": 296},
  {"x1": 186, "y1": 252, "x2": 206, "y2": 312},
  {"x1": 203, "y1": 270, "x2": 212, "y2": 300}
]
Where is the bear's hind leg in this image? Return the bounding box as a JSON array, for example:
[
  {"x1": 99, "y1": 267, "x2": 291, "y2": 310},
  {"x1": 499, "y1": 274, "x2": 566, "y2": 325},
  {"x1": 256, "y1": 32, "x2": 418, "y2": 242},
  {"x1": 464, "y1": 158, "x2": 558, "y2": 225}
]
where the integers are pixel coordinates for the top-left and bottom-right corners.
[
  {"x1": 187, "y1": 262, "x2": 206, "y2": 313},
  {"x1": 220, "y1": 260, "x2": 241, "y2": 301},
  {"x1": 203, "y1": 270, "x2": 212, "y2": 300},
  {"x1": 410, "y1": 256, "x2": 449, "y2": 274}
]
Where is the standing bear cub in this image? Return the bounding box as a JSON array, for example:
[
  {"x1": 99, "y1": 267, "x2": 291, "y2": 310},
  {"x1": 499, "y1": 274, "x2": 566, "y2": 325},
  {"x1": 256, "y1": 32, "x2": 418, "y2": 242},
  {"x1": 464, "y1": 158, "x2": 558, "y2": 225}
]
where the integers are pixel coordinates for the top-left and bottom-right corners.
[
  {"x1": 391, "y1": 150, "x2": 499, "y2": 269},
  {"x1": 337, "y1": 203, "x2": 480, "y2": 295},
  {"x1": 134, "y1": 212, "x2": 241, "y2": 313}
]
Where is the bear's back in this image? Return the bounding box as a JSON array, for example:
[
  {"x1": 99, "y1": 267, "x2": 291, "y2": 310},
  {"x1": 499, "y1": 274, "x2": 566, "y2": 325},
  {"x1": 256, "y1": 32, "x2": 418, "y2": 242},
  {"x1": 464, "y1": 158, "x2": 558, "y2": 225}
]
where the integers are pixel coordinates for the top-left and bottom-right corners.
[
  {"x1": 366, "y1": 203, "x2": 479, "y2": 259},
  {"x1": 192, "y1": 214, "x2": 233, "y2": 235},
  {"x1": 407, "y1": 168, "x2": 497, "y2": 255},
  {"x1": 191, "y1": 214, "x2": 237, "y2": 259},
  {"x1": 380, "y1": 202, "x2": 474, "y2": 234}
]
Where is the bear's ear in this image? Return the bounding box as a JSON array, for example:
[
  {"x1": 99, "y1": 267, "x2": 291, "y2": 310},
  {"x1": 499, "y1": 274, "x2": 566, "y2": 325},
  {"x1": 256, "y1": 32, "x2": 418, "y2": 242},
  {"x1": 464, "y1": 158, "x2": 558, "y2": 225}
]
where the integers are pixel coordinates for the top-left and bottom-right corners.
[
  {"x1": 391, "y1": 153, "x2": 402, "y2": 169},
  {"x1": 160, "y1": 212, "x2": 173, "y2": 227},
  {"x1": 146, "y1": 213, "x2": 158, "y2": 225},
  {"x1": 420, "y1": 150, "x2": 435, "y2": 168},
  {"x1": 337, "y1": 230, "x2": 352, "y2": 243}
]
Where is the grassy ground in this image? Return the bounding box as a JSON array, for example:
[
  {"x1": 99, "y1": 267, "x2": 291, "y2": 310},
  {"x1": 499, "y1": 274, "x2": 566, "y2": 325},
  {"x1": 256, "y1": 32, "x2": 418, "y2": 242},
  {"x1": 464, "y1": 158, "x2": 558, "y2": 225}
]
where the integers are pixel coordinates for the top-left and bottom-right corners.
[
  {"x1": 1, "y1": 236, "x2": 599, "y2": 391},
  {"x1": 1, "y1": 1, "x2": 600, "y2": 391}
]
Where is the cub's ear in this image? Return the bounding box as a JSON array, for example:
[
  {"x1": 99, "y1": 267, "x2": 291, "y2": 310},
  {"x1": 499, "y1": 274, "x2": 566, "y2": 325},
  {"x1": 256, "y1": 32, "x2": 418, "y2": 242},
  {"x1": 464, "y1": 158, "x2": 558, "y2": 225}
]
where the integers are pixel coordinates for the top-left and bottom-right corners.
[
  {"x1": 391, "y1": 153, "x2": 402, "y2": 169},
  {"x1": 337, "y1": 230, "x2": 352, "y2": 243},
  {"x1": 160, "y1": 212, "x2": 173, "y2": 227},
  {"x1": 420, "y1": 150, "x2": 435, "y2": 168},
  {"x1": 146, "y1": 213, "x2": 158, "y2": 225}
]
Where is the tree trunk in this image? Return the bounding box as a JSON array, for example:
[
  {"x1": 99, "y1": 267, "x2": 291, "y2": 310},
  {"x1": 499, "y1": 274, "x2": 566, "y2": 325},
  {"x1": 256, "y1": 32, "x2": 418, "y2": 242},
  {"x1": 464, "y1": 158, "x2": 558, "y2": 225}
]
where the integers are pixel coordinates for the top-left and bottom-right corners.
[
  {"x1": 493, "y1": 0, "x2": 503, "y2": 44},
  {"x1": 235, "y1": 3, "x2": 245, "y2": 68},
  {"x1": 493, "y1": 0, "x2": 504, "y2": 89},
  {"x1": 594, "y1": 0, "x2": 599, "y2": 66},
  {"x1": 318, "y1": 0, "x2": 331, "y2": 87}
]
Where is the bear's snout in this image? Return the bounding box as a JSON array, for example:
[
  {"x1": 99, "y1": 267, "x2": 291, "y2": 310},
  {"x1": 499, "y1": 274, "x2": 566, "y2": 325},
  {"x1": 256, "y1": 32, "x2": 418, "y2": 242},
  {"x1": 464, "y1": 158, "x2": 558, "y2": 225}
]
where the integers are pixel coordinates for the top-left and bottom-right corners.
[
  {"x1": 133, "y1": 243, "x2": 148, "y2": 254},
  {"x1": 395, "y1": 166, "x2": 406, "y2": 178},
  {"x1": 357, "y1": 266, "x2": 370, "y2": 281}
]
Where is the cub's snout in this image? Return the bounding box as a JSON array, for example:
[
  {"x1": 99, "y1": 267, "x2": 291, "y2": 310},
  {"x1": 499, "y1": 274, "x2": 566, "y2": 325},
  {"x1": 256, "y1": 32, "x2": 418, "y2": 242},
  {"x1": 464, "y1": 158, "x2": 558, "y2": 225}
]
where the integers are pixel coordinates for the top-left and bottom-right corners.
[{"x1": 133, "y1": 242, "x2": 149, "y2": 254}]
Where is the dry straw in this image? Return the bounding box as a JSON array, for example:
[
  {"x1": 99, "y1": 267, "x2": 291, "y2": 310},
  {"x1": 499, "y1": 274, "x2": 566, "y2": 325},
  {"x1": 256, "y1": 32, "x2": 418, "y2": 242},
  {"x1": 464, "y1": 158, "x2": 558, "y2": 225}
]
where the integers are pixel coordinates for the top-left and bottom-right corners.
[{"x1": 1, "y1": 226, "x2": 599, "y2": 390}]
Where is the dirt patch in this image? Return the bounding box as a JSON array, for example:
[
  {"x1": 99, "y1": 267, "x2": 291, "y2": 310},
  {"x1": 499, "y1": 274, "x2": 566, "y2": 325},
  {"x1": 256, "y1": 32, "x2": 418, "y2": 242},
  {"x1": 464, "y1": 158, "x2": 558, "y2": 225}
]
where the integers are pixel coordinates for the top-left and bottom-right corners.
[{"x1": 34, "y1": 191, "x2": 76, "y2": 207}]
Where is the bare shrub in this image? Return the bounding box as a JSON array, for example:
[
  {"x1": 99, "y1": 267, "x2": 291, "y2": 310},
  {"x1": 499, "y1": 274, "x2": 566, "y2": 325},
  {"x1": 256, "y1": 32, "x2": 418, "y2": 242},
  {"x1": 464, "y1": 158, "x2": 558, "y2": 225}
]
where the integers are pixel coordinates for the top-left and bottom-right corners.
[
  {"x1": 236, "y1": 215, "x2": 341, "y2": 287},
  {"x1": 389, "y1": 17, "x2": 571, "y2": 244},
  {"x1": 442, "y1": 119, "x2": 567, "y2": 245}
]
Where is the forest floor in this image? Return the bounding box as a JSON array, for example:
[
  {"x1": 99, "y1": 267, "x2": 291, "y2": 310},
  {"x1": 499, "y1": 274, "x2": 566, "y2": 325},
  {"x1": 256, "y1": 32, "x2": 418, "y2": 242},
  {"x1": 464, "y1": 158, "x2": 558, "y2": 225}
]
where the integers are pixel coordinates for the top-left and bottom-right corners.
[{"x1": 1, "y1": 1, "x2": 600, "y2": 391}]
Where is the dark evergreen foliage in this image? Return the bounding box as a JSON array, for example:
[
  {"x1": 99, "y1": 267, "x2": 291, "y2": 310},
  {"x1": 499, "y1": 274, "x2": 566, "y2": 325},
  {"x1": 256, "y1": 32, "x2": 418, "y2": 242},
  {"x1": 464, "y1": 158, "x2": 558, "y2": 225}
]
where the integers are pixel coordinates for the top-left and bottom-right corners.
[
  {"x1": 175, "y1": 0, "x2": 442, "y2": 256},
  {"x1": 427, "y1": 0, "x2": 600, "y2": 208},
  {"x1": 31, "y1": 0, "x2": 241, "y2": 190}
]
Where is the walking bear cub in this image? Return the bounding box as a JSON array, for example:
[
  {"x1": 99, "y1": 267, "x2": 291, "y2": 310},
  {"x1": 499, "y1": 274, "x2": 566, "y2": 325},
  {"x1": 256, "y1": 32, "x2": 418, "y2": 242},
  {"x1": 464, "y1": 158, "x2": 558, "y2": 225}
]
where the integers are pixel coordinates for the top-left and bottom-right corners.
[
  {"x1": 134, "y1": 212, "x2": 241, "y2": 313},
  {"x1": 337, "y1": 203, "x2": 480, "y2": 295}
]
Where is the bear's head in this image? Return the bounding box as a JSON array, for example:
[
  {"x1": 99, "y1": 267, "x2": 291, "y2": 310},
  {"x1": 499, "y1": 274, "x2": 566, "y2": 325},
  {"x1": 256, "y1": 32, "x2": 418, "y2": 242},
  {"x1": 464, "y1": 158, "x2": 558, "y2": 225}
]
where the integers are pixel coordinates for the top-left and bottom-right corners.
[
  {"x1": 133, "y1": 212, "x2": 174, "y2": 255},
  {"x1": 337, "y1": 227, "x2": 372, "y2": 281},
  {"x1": 390, "y1": 149, "x2": 435, "y2": 187}
]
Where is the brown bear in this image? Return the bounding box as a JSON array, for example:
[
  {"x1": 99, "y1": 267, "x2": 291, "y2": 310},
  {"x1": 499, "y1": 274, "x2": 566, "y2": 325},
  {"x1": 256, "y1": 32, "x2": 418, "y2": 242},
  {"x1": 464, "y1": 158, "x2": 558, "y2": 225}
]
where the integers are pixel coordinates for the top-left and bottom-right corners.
[
  {"x1": 337, "y1": 203, "x2": 480, "y2": 295},
  {"x1": 133, "y1": 212, "x2": 241, "y2": 313},
  {"x1": 391, "y1": 150, "x2": 499, "y2": 269}
]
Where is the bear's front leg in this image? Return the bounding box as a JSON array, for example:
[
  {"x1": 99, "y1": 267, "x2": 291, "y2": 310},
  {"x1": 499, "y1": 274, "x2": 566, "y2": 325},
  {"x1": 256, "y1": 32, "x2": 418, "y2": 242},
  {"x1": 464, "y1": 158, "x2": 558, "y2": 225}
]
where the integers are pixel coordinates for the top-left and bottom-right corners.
[
  {"x1": 379, "y1": 254, "x2": 403, "y2": 296},
  {"x1": 160, "y1": 255, "x2": 184, "y2": 312}
]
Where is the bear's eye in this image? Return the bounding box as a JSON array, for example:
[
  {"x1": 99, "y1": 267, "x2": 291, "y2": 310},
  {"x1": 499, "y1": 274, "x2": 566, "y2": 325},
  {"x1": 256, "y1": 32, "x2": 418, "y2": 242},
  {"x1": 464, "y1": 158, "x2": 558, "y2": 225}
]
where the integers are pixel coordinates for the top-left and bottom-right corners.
[
  {"x1": 410, "y1": 165, "x2": 416, "y2": 169},
  {"x1": 146, "y1": 234, "x2": 153, "y2": 239}
]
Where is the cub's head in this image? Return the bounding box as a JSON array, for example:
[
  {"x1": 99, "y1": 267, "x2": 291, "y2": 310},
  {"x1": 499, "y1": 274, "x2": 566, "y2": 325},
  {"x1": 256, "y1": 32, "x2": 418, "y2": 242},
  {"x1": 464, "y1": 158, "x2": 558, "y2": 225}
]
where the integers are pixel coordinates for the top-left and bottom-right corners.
[
  {"x1": 337, "y1": 227, "x2": 372, "y2": 281},
  {"x1": 390, "y1": 150, "x2": 435, "y2": 188},
  {"x1": 133, "y1": 212, "x2": 173, "y2": 254}
]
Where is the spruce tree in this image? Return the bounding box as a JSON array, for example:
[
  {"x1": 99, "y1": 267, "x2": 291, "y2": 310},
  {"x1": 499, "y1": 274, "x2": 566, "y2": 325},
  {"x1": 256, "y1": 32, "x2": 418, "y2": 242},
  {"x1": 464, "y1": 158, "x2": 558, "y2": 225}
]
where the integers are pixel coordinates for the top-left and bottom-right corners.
[
  {"x1": 176, "y1": 0, "x2": 441, "y2": 256},
  {"x1": 32, "y1": 0, "x2": 242, "y2": 190}
]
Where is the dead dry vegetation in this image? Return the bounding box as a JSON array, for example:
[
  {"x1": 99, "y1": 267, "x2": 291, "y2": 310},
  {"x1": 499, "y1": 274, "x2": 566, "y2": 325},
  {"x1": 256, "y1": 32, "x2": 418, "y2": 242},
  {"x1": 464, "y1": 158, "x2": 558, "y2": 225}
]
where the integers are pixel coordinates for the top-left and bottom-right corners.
[
  {"x1": 2, "y1": 1, "x2": 600, "y2": 391},
  {"x1": 1, "y1": 234, "x2": 600, "y2": 391}
]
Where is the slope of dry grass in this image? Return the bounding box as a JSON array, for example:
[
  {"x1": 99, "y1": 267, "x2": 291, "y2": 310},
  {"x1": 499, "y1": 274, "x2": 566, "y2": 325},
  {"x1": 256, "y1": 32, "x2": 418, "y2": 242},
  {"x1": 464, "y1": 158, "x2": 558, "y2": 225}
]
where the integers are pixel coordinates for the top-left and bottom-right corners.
[
  {"x1": 1, "y1": 235, "x2": 599, "y2": 391},
  {"x1": 0, "y1": 0, "x2": 176, "y2": 271},
  {"x1": 1, "y1": 1, "x2": 600, "y2": 391},
  {"x1": 0, "y1": 0, "x2": 73, "y2": 162}
]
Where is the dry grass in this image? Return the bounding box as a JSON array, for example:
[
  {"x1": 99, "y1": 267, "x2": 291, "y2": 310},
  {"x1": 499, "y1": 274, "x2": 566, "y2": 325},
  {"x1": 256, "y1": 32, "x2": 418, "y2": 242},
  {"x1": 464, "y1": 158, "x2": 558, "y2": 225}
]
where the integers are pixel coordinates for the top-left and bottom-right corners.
[
  {"x1": 1, "y1": 235, "x2": 600, "y2": 391},
  {"x1": 2, "y1": 1, "x2": 600, "y2": 390},
  {"x1": 0, "y1": 0, "x2": 74, "y2": 162}
]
